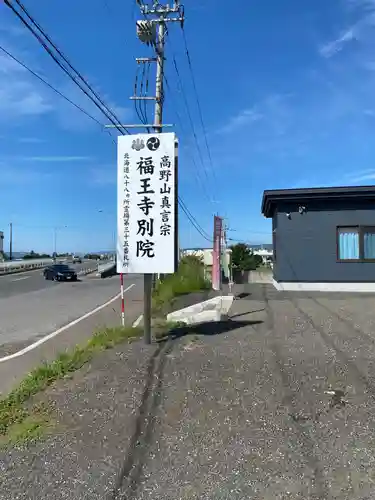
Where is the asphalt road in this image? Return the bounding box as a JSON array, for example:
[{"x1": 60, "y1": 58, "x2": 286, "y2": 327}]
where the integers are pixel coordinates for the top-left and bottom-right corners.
[
  {"x1": 0, "y1": 260, "x2": 97, "y2": 299},
  {"x1": 0, "y1": 272, "x2": 142, "y2": 349}
]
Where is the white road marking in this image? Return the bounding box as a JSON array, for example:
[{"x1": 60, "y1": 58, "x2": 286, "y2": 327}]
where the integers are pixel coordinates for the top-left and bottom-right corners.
[
  {"x1": 11, "y1": 276, "x2": 30, "y2": 282},
  {"x1": 0, "y1": 283, "x2": 135, "y2": 363},
  {"x1": 133, "y1": 314, "x2": 143, "y2": 328}
]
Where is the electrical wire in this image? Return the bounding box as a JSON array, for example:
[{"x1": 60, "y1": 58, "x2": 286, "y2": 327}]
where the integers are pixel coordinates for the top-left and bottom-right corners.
[
  {"x1": 143, "y1": 61, "x2": 151, "y2": 128},
  {"x1": 179, "y1": 197, "x2": 210, "y2": 236},
  {"x1": 180, "y1": 25, "x2": 219, "y2": 189},
  {"x1": 178, "y1": 198, "x2": 212, "y2": 242},
  {"x1": 163, "y1": 73, "x2": 215, "y2": 209},
  {"x1": 11, "y1": 0, "x2": 127, "y2": 131},
  {"x1": 137, "y1": 4, "x2": 217, "y2": 232},
  {"x1": 139, "y1": 62, "x2": 148, "y2": 125},
  {"x1": 134, "y1": 64, "x2": 147, "y2": 126},
  {"x1": 170, "y1": 54, "x2": 212, "y2": 188},
  {"x1": 95, "y1": 0, "x2": 213, "y2": 243},
  {"x1": 5, "y1": 0, "x2": 129, "y2": 135},
  {"x1": 0, "y1": 44, "x2": 117, "y2": 145}
]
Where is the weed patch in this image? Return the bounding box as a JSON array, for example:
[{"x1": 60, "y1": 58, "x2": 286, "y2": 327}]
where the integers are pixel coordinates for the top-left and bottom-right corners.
[{"x1": 0, "y1": 326, "x2": 142, "y2": 446}]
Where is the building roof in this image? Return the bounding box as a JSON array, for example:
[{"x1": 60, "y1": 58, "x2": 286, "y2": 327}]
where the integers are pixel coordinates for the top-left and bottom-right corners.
[{"x1": 261, "y1": 185, "x2": 375, "y2": 218}]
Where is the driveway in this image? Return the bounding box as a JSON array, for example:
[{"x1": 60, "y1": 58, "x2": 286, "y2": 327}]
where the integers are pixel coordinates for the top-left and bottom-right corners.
[
  {"x1": 3, "y1": 283, "x2": 375, "y2": 499},
  {"x1": 136, "y1": 284, "x2": 375, "y2": 499}
]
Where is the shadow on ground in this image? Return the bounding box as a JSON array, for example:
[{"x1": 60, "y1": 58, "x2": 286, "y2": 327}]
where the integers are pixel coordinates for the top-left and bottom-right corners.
[{"x1": 157, "y1": 318, "x2": 263, "y2": 342}]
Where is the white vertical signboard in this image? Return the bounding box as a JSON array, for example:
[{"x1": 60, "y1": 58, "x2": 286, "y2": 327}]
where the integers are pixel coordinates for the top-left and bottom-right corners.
[{"x1": 117, "y1": 132, "x2": 176, "y2": 274}]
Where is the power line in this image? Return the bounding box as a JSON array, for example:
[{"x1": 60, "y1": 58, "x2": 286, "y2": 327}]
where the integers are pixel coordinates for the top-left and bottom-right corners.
[
  {"x1": 180, "y1": 25, "x2": 219, "y2": 189},
  {"x1": 11, "y1": 0, "x2": 127, "y2": 132},
  {"x1": 170, "y1": 53, "x2": 212, "y2": 188},
  {"x1": 178, "y1": 197, "x2": 211, "y2": 239},
  {"x1": 178, "y1": 198, "x2": 212, "y2": 242},
  {"x1": 134, "y1": 64, "x2": 147, "y2": 125},
  {"x1": 143, "y1": 61, "x2": 151, "y2": 126},
  {"x1": 2, "y1": 3, "x2": 214, "y2": 243},
  {"x1": 5, "y1": 0, "x2": 130, "y2": 135},
  {"x1": 139, "y1": 5, "x2": 216, "y2": 210},
  {"x1": 136, "y1": 3, "x2": 215, "y2": 235},
  {"x1": 163, "y1": 73, "x2": 215, "y2": 208},
  {"x1": 0, "y1": 45, "x2": 117, "y2": 144}
]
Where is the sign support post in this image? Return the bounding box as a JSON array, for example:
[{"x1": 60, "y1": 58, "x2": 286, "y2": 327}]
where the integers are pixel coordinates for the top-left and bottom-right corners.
[
  {"x1": 143, "y1": 19, "x2": 166, "y2": 345},
  {"x1": 115, "y1": 2, "x2": 183, "y2": 344},
  {"x1": 136, "y1": 1, "x2": 183, "y2": 344}
]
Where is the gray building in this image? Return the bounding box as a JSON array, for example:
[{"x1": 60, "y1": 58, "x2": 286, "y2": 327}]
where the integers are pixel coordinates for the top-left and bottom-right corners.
[{"x1": 261, "y1": 185, "x2": 375, "y2": 292}]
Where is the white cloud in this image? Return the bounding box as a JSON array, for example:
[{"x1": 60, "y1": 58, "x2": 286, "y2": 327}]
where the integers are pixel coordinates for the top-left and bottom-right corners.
[
  {"x1": 0, "y1": 45, "x2": 131, "y2": 131},
  {"x1": 319, "y1": 0, "x2": 375, "y2": 59},
  {"x1": 50, "y1": 81, "x2": 133, "y2": 132},
  {"x1": 216, "y1": 108, "x2": 262, "y2": 135},
  {"x1": 0, "y1": 51, "x2": 52, "y2": 118},
  {"x1": 342, "y1": 168, "x2": 375, "y2": 183},
  {"x1": 351, "y1": 172, "x2": 375, "y2": 182},
  {"x1": 319, "y1": 28, "x2": 357, "y2": 58},
  {"x1": 216, "y1": 94, "x2": 292, "y2": 142}
]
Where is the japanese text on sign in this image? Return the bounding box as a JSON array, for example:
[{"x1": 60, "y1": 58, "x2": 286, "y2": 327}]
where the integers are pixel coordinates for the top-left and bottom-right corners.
[{"x1": 117, "y1": 133, "x2": 176, "y2": 274}]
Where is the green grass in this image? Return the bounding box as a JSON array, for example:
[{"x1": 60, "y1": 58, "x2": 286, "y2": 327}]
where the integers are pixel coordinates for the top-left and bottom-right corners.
[
  {"x1": 152, "y1": 255, "x2": 210, "y2": 313},
  {"x1": 0, "y1": 259, "x2": 207, "y2": 447},
  {"x1": 0, "y1": 325, "x2": 143, "y2": 446},
  {"x1": 0, "y1": 406, "x2": 52, "y2": 447}
]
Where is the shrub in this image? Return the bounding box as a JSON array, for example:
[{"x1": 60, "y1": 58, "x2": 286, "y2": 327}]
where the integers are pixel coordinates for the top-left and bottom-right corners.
[{"x1": 152, "y1": 255, "x2": 209, "y2": 312}]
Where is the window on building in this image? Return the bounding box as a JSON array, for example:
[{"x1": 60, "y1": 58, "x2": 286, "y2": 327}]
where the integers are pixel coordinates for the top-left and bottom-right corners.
[
  {"x1": 337, "y1": 226, "x2": 375, "y2": 261},
  {"x1": 272, "y1": 229, "x2": 276, "y2": 262},
  {"x1": 364, "y1": 229, "x2": 375, "y2": 259}
]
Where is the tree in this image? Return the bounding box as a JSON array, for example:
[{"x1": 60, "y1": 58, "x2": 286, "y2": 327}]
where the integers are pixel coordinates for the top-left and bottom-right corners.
[
  {"x1": 23, "y1": 251, "x2": 50, "y2": 260},
  {"x1": 84, "y1": 253, "x2": 101, "y2": 260},
  {"x1": 230, "y1": 243, "x2": 262, "y2": 271}
]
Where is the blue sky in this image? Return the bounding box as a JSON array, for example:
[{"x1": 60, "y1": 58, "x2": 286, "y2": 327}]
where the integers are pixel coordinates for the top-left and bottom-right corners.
[{"x1": 1, "y1": 0, "x2": 375, "y2": 253}]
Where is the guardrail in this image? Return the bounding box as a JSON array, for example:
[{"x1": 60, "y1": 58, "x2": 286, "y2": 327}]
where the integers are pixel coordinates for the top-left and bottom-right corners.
[
  {"x1": 0, "y1": 258, "x2": 110, "y2": 276},
  {"x1": 0, "y1": 258, "x2": 53, "y2": 275}
]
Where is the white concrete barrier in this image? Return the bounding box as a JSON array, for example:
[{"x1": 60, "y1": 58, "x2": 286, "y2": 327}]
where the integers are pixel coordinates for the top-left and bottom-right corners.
[
  {"x1": 0, "y1": 258, "x2": 53, "y2": 275},
  {"x1": 96, "y1": 261, "x2": 116, "y2": 277},
  {"x1": 167, "y1": 295, "x2": 234, "y2": 325}
]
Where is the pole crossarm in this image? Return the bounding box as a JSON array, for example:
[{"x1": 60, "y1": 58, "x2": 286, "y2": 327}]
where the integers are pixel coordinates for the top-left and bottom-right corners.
[{"x1": 134, "y1": 1, "x2": 184, "y2": 344}]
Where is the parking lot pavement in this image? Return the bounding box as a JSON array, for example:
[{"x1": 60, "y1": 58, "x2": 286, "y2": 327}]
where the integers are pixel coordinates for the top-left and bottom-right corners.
[
  {"x1": 134, "y1": 285, "x2": 375, "y2": 499},
  {"x1": 5, "y1": 284, "x2": 375, "y2": 499}
]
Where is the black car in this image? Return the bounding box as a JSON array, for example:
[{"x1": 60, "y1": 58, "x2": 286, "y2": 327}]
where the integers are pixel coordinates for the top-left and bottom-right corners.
[{"x1": 43, "y1": 264, "x2": 78, "y2": 281}]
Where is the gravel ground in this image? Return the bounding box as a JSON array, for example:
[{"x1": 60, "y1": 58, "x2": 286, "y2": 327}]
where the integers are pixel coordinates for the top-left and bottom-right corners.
[{"x1": 3, "y1": 284, "x2": 375, "y2": 499}]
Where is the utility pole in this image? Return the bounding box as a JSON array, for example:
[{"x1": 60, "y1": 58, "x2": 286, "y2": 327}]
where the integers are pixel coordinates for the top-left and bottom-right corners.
[
  {"x1": 135, "y1": 0, "x2": 184, "y2": 344},
  {"x1": 53, "y1": 227, "x2": 57, "y2": 256},
  {"x1": 9, "y1": 222, "x2": 13, "y2": 261}
]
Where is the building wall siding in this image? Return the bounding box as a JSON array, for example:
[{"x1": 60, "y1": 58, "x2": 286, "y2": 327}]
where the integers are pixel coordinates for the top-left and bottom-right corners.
[{"x1": 274, "y1": 200, "x2": 375, "y2": 283}]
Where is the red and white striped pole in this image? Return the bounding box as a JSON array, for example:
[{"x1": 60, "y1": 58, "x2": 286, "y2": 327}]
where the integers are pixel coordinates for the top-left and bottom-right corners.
[{"x1": 120, "y1": 272, "x2": 125, "y2": 326}]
